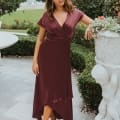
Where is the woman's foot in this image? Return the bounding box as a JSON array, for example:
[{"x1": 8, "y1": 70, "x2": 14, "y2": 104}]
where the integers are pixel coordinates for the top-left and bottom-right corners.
[
  {"x1": 50, "y1": 111, "x2": 56, "y2": 120},
  {"x1": 43, "y1": 105, "x2": 55, "y2": 120}
]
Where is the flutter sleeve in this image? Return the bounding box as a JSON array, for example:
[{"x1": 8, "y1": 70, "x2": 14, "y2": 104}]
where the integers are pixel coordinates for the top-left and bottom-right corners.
[
  {"x1": 37, "y1": 11, "x2": 47, "y2": 28},
  {"x1": 76, "y1": 8, "x2": 85, "y2": 22}
]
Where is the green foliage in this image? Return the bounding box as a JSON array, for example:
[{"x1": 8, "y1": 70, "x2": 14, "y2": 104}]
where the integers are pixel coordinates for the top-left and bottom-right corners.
[
  {"x1": 27, "y1": 25, "x2": 39, "y2": 36},
  {"x1": 13, "y1": 19, "x2": 33, "y2": 29},
  {"x1": 90, "y1": 17, "x2": 120, "y2": 33},
  {"x1": 71, "y1": 42, "x2": 102, "y2": 111},
  {"x1": 103, "y1": 0, "x2": 120, "y2": 16},
  {"x1": 70, "y1": 44, "x2": 86, "y2": 72},
  {"x1": 73, "y1": 0, "x2": 105, "y2": 18},
  {"x1": 0, "y1": 0, "x2": 25, "y2": 15},
  {"x1": 78, "y1": 52, "x2": 102, "y2": 111},
  {"x1": 2, "y1": 19, "x2": 34, "y2": 29},
  {"x1": 79, "y1": 76, "x2": 102, "y2": 111},
  {"x1": 74, "y1": 0, "x2": 120, "y2": 18},
  {"x1": 1, "y1": 23, "x2": 12, "y2": 29},
  {"x1": 72, "y1": 25, "x2": 95, "y2": 50},
  {"x1": 71, "y1": 26, "x2": 102, "y2": 111}
]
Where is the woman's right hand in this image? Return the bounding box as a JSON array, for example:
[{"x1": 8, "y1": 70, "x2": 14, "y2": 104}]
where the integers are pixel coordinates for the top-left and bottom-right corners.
[{"x1": 32, "y1": 60, "x2": 39, "y2": 76}]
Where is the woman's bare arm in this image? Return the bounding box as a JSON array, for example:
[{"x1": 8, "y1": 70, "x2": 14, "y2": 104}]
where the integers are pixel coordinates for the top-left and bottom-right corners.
[
  {"x1": 33, "y1": 26, "x2": 46, "y2": 63},
  {"x1": 32, "y1": 26, "x2": 46, "y2": 75},
  {"x1": 81, "y1": 14, "x2": 93, "y2": 25},
  {"x1": 80, "y1": 15, "x2": 94, "y2": 40}
]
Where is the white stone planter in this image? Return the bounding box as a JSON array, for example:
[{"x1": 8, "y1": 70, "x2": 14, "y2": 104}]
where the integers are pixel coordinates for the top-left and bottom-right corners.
[
  {"x1": 95, "y1": 31, "x2": 120, "y2": 65},
  {"x1": 91, "y1": 31, "x2": 120, "y2": 120}
]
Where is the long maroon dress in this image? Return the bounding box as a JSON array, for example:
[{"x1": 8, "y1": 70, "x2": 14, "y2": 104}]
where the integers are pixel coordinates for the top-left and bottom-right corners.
[{"x1": 32, "y1": 8, "x2": 84, "y2": 120}]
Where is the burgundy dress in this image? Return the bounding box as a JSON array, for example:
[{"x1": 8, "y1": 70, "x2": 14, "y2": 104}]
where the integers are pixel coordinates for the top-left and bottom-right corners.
[{"x1": 32, "y1": 8, "x2": 84, "y2": 120}]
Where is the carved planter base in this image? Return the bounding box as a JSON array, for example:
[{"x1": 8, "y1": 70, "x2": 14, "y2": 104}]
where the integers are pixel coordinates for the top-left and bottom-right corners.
[{"x1": 91, "y1": 31, "x2": 120, "y2": 120}]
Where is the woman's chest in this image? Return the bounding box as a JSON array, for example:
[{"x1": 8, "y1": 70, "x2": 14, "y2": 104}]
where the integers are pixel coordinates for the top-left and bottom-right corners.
[{"x1": 45, "y1": 13, "x2": 79, "y2": 34}]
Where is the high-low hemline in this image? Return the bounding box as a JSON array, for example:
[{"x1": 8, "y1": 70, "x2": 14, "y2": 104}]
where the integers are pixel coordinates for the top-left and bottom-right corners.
[{"x1": 32, "y1": 97, "x2": 73, "y2": 120}]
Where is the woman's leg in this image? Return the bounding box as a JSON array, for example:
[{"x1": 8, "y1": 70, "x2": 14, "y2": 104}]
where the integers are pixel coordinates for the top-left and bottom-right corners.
[{"x1": 43, "y1": 105, "x2": 56, "y2": 120}]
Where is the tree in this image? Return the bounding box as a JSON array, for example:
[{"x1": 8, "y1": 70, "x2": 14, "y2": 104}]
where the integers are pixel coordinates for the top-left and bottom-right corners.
[
  {"x1": 0, "y1": 0, "x2": 26, "y2": 15},
  {"x1": 103, "y1": 0, "x2": 120, "y2": 16},
  {"x1": 73, "y1": 0, "x2": 120, "y2": 18},
  {"x1": 73, "y1": 0, "x2": 105, "y2": 19}
]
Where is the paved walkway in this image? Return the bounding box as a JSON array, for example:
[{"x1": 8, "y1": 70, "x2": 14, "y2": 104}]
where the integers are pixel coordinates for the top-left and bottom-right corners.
[{"x1": 0, "y1": 57, "x2": 96, "y2": 120}]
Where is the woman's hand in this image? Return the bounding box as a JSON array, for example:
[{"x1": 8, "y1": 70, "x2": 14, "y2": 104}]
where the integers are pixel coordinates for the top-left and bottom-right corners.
[
  {"x1": 32, "y1": 27, "x2": 46, "y2": 76},
  {"x1": 84, "y1": 26, "x2": 94, "y2": 40},
  {"x1": 80, "y1": 14, "x2": 94, "y2": 40},
  {"x1": 32, "y1": 60, "x2": 39, "y2": 76}
]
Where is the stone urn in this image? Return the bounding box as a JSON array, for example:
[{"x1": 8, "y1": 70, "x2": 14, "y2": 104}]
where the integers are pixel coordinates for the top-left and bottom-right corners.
[{"x1": 91, "y1": 31, "x2": 120, "y2": 120}]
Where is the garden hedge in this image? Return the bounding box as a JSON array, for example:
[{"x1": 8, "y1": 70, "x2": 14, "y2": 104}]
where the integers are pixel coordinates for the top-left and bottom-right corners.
[
  {"x1": 1, "y1": 20, "x2": 33, "y2": 30},
  {"x1": 1, "y1": 35, "x2": 36, "y2": 56},
  {"x1": 72, "y1": 25, "x2": 95, "y2": 51},
  {"x1": 73, "y1": 0, "x2": 105, "y2": 18},
  {"x1": 70, "y1": 43, "x2": 102, "y2": 112}
]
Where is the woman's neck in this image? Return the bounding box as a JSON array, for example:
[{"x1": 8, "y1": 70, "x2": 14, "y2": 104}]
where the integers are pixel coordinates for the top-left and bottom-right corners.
[{"x1": 55, "y1": 6, "x2": 64, "y2": 12}]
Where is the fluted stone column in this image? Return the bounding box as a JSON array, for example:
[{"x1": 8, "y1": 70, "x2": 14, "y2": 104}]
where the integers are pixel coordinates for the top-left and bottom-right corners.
[{"x1": 91, "y1": 31, "x2": 120, "y2": 120}]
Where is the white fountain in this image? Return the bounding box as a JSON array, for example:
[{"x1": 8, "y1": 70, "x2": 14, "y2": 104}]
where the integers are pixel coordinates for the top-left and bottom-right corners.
[
  {"x1": 17, "y1": 0, "x2": 45, "y2": 10},
  {"x1": 0, "y1": 31, "x2": 18, "y2": 64},
  {"x1": 91, "y1": 31, "x2": 120, "y2": 120}
]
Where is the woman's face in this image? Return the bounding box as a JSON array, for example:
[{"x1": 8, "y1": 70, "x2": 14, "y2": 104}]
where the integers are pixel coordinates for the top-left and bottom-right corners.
[{"x1": 53, "y1": 0, "x2": 65, "y2": 7}]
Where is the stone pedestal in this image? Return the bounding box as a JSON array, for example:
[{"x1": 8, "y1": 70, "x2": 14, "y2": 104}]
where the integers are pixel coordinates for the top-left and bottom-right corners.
[{"x1": 91, "y1": 31, "x2": 120, "y2": 120}]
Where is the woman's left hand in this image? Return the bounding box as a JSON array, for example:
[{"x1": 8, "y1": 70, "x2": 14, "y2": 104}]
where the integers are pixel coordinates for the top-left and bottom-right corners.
[
  {"x1": 84, "y1": 26, "x2": 94, "y2": 40},
  {"x1": 79, "y1": 14, "x2": 94, "y2": 40}
]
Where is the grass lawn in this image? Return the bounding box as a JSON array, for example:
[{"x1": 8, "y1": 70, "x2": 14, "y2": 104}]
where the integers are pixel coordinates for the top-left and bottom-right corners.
[{"x1": 0, "y1": 9, "x2": 44, "y2": 25}]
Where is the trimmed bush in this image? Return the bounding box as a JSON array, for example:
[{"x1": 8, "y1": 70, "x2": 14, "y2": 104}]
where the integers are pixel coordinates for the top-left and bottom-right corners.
[
  {"x1": 71, "y1": 51, "x2": 85, "y2": 72},
  {"x1": 72, "y1": 25, "x2": 95, "y2": 50},
  {"x1": 71, "y1": 43, "x2": 102, "y2": 112},
  {"x1": 73, "y1": 0, "x2": 104, "y2": 18},
  {"x1": 70, "y1": 43, "x2": 89, "y2": 72},
  {"x1": 27, "y1": 25, "x2": 39, "y2": 36},
  {"x1": 78, "y1": 52, "x2": 102, "y2": 111},
  {"x1": 1, "y1": 20, "x2": 33, "y2": 29},
  {"x1": 1, "y1": 23, "x2": 13, "y2": 29}
]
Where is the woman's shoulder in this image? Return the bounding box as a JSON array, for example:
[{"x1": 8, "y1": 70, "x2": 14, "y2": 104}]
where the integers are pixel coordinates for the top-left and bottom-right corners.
[
  {"x1": 73, "y1": 7, "x2": 84, "y2": 14},
  {"x1": 71, "y1": 7, "x2": 85, "y2": 21},
  {"x1": 37, "y1": 10, "x2": 49, "y2": 27}
]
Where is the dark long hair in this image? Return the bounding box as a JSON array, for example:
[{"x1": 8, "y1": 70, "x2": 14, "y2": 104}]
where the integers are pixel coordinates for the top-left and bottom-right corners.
[{"x1": 45, "y1": 0, "x2": 76, "y2": 19}]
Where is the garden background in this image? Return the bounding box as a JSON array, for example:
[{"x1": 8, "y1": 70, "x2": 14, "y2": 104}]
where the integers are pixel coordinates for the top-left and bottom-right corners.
[{"x1": 0, "y1": 0, "x2": 120, "y2": 115}]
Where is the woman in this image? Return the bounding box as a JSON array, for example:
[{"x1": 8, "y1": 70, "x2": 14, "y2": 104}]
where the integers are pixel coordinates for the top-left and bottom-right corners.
[{"x1": 32, "y1": 0, "x2": 93, "y2": 120}]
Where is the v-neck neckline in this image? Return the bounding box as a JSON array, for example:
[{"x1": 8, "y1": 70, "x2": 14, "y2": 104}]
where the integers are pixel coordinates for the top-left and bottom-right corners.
[{"x1": 53, "y1": 12, "x2": 69, "y2": 28}]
